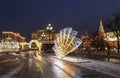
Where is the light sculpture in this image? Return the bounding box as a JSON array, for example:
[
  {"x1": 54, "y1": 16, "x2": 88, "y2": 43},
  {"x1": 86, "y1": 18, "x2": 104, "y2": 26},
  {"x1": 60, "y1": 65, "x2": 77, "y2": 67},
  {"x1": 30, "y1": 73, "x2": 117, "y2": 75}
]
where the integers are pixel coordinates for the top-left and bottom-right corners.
[{"x1": 52, "y1": 27, "x2": 82, "y2": 59}]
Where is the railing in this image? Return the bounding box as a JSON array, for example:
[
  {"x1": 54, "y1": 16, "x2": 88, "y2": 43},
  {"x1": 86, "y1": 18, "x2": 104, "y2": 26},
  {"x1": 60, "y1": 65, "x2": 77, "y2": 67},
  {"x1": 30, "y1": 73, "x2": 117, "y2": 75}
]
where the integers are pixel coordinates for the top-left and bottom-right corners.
[{"x1": 75, "y1": 50, "x2": 120, "y2": 58}]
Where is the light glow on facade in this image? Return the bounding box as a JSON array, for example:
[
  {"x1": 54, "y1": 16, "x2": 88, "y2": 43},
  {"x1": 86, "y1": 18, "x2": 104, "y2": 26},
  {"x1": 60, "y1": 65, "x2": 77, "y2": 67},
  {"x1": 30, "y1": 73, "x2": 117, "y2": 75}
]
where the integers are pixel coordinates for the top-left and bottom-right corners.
[{"x1": 0, "y1": 31, "x2": 26, "y2": 52}]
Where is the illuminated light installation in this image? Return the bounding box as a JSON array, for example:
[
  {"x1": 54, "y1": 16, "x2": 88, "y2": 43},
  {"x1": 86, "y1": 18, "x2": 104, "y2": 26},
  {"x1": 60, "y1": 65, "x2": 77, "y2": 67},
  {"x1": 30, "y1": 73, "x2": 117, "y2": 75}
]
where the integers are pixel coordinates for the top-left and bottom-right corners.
[
  {"x1": 0, "y1": 40, "x2": 20, "y2": 52},
  {"x1": 29, "y1": 40, "x2": 42, "y2": 51},
  {"x1": 52, "y1": 27, "x2": 82, "y2": 59}
]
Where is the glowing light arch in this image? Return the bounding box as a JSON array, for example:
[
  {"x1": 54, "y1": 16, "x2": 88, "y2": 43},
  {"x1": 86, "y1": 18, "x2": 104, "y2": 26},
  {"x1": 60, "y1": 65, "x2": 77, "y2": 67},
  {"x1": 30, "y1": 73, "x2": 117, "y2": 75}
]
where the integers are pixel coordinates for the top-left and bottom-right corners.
[{"x1": 29, "y1": 40, "x2": 42, "y2": 50}]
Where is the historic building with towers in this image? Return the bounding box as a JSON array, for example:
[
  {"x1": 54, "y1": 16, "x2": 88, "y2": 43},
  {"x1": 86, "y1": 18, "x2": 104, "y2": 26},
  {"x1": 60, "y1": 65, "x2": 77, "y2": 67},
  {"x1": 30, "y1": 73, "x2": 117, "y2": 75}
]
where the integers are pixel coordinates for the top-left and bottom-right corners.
[{"x1": 81, "y1": 19, "x2": 119, "y2": 51}]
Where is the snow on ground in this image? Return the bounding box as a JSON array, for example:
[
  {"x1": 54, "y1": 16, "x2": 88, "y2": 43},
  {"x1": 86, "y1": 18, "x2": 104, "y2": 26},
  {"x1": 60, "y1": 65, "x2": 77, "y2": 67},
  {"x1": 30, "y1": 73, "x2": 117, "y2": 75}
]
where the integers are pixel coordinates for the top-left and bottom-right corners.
[{"x1": 52, "y1": 55, "x2": 120, "y2": 78}]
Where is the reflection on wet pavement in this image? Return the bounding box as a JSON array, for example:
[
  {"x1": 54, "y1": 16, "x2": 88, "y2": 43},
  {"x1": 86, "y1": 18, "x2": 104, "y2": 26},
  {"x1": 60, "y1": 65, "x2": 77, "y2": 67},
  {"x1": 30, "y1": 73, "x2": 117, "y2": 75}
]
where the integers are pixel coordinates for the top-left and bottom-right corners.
[{"x1": 0, "y1": 51, "x2": 114, "y2": 78}]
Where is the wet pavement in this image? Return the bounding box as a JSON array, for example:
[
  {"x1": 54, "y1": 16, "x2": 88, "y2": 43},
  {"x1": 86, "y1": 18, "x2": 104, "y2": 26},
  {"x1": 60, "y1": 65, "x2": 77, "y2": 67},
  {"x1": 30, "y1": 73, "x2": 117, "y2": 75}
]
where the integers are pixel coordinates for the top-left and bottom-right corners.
[
  {"x1": 0, "y1": 54, "x2": 24, "y2": 78},
  {"x1": 0, "y1": 51, "x2": 114, "y2": 78}
]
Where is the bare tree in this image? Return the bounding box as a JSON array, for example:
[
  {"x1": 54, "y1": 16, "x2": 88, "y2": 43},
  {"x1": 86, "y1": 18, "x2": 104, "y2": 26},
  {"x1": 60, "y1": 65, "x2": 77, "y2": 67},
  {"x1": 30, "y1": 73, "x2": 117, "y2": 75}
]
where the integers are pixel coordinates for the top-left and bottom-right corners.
[{"x1": 105, "y1": 12, "x2": 120, "y2": 52}]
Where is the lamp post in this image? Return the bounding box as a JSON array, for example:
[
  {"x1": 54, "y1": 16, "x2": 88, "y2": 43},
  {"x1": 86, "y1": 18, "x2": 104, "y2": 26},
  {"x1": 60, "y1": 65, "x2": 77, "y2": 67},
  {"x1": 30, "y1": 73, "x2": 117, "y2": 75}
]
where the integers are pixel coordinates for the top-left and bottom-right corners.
[
  {"x1": 105, "y1": 37, "x2": 110, "y2": 56},
  {"x1": 41, "y1": 32, "x2": 46, "y2": 43},
  {"x1": 46, "y1": 24, "x2": 53, "y2": 52},
  {"x1": 41, "y1": 32, "x2": 46, "y2": 52}
]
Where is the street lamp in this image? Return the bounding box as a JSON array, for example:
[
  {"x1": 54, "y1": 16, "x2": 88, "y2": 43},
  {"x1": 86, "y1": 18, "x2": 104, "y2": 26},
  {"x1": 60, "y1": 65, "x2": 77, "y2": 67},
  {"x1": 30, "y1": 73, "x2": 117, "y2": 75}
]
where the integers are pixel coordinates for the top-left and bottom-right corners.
[
  {"x1": 41, "y1": 32, "x2": 46, "y2": 43},
  {"x1": 46, "y1": 24, "x2": 53, "y2": 52},
  {"x1": 41, "y1": 32, "x2": 46, "y2": 52}
]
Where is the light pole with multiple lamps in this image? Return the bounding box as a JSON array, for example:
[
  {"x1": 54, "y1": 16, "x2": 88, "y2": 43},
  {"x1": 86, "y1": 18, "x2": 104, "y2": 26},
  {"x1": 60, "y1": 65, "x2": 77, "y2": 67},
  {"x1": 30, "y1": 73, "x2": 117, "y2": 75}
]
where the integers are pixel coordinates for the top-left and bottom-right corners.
[
  {"x1": 41, "y1": 32, "x2": 46, "y2": 52},
  {"x1": 46, "y1": 24, "x2": 53, "y2": 52},
  {"x1": 41, "y1": 32, "x2": 46, "y2": 43}
]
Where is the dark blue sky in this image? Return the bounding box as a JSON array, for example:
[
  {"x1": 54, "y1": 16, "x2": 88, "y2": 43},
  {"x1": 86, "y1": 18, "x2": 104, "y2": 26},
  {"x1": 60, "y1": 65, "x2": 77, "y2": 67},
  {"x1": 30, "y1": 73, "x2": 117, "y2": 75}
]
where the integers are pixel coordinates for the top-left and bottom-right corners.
[{"x1": 0, "y1": 0, "x2": 120, "y2": 41}]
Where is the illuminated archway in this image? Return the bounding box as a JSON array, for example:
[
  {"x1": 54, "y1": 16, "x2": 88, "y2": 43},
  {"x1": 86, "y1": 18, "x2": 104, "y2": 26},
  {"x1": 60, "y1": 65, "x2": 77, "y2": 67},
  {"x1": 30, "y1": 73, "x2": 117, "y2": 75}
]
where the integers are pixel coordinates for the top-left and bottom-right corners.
[{"x1": 29, "y1": 40, "x2": 42, "y2": 50}]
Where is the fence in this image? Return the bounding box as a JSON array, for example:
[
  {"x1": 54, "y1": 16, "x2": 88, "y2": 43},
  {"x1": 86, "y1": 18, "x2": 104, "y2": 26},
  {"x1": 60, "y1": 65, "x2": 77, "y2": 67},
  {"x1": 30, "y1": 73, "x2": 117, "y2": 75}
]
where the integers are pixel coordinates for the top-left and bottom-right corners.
[{"x1": 75, "y1": 49, "x2": 120, "y2": 58}]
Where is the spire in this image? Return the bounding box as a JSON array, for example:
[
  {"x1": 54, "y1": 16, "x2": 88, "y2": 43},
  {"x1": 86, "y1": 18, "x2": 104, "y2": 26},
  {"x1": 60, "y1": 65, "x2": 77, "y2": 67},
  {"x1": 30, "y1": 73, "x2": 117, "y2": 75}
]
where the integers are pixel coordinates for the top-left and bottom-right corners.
[
  {"x1": 98, "y1": 19, "x2": 106, "y2": 38},
  {"x1": 99, "y1": 19, "x2": 104, "y2": 31},
  {"x1": 85, "y1": 30, "x2": 88, "y2": 35},
  {"x1": 100, "y1": 19, "x2": 103, "y2": 26}
]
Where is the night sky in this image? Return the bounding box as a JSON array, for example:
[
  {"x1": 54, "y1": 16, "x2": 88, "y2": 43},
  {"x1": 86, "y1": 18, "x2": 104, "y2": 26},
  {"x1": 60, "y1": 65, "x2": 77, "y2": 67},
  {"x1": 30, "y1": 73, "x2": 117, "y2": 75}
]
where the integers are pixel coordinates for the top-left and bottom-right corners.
[{"x1": 0, "y1": 0, "x2": 120, "y2": 41}]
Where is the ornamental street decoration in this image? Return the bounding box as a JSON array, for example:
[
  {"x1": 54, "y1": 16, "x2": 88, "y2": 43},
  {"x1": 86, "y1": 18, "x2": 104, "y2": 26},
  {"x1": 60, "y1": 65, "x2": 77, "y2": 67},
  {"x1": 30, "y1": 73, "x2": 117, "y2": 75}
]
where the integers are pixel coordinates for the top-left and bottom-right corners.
[{"x1": 52, "y1": 27, "x2": 82, "y2": 59}]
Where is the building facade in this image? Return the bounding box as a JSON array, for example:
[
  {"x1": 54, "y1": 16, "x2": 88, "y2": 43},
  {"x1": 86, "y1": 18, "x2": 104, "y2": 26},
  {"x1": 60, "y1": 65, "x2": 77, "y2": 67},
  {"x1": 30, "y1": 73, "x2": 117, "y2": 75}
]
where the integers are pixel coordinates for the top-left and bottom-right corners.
[
  {"x1": 106, "y1": 32, "x2": 118, "y2": 49},
  {"x1": 0, "y1": 31, "x2": 26, "y2": 51},
  {"x1": 2, "y1": 31, "x2": 25, "y2": 42},
  {"x1": 81, "y1": 32, "x2": 91, "y2": 49},
  {"x1": 31, "y1": 24, "x2": 58, "y2": 44}
]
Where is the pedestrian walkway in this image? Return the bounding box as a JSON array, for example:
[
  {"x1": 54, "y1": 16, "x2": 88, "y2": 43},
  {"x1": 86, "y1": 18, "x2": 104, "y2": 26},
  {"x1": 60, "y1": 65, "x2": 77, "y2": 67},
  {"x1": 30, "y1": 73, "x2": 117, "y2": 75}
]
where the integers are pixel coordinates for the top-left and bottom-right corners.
[{"x1": 52, "y1": 55, "x2": 120, "y2": 78}]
